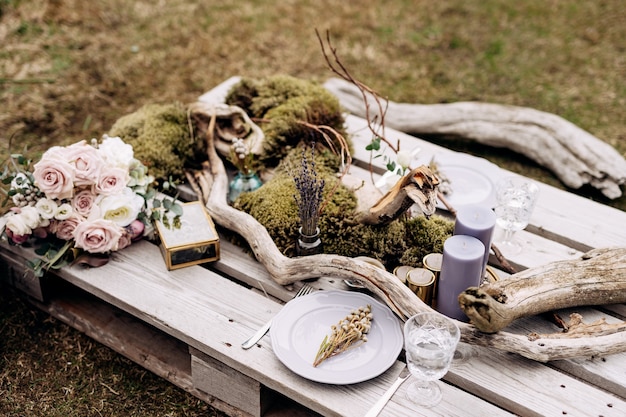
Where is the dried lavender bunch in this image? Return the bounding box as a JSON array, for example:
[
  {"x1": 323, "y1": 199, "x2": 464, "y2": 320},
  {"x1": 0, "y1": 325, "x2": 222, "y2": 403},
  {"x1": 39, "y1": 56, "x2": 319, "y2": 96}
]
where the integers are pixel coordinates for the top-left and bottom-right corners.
[
  {"x1": 293, "y1": 144, "x2": 325, "y2": 236},
  {"x1": 313, "y1": 305, "x2": 373, "y2": 367}
]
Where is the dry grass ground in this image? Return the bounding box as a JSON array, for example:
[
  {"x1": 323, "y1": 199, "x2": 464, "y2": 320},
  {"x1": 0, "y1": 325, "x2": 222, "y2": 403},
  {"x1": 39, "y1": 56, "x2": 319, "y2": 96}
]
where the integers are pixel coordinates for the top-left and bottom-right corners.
[{"x1": 1, "y1": 0, "x2": 625, "y2": 415}]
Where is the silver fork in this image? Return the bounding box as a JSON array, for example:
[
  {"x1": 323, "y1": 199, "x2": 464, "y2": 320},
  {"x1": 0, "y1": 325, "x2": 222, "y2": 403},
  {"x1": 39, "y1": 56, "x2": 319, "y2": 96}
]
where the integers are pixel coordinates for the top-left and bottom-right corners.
[{"x1": 241, "y1": 283, "x2": 315, "y2": 349}]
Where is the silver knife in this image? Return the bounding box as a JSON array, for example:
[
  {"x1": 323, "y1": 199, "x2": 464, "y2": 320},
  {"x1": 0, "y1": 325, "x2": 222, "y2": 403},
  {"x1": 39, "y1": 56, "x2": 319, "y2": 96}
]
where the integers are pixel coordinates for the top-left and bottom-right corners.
[
  {"x1": 364, "y1": 365, "x2": 411, "y2": 417},
  {"x1": 241, "y1": 319, "x2": 273, "y2": 349}
]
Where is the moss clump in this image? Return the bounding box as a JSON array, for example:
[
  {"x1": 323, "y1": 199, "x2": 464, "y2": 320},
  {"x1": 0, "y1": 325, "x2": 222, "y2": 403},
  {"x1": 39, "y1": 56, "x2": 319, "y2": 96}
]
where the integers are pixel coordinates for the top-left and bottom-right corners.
[
  {"x1": 234, "y1": 168, "x2": 356, "y2": 256},
  {"x1": 234, "y1": 145, "x2": 453, "y2": 266},
  {"x1": 108, "y1": 102, "x2": 204, "y2": 182},
  {"x1": 225, "y1": 75, "x2": 349, "y2": 167},
  {"x1": 399, "y1": 216, "x2": 454, "y2": 267}
]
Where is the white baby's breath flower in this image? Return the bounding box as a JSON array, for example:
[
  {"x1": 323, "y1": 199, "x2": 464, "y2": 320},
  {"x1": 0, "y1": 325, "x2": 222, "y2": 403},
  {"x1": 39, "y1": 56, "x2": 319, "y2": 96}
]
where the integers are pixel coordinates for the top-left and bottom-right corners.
[{"x1": 35, "y1": 198, "x2": 59, "y2": 220}]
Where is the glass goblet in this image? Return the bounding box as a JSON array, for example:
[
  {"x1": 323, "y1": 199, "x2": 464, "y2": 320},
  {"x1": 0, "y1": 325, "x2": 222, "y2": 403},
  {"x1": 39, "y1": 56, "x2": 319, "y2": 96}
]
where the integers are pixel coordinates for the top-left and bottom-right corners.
[
  {"x1": 494, "y1": 176, "x2": 540, "y2": 255},
  {"x1": 404, "y1": 312, "x2": 461, "y2": 408}
]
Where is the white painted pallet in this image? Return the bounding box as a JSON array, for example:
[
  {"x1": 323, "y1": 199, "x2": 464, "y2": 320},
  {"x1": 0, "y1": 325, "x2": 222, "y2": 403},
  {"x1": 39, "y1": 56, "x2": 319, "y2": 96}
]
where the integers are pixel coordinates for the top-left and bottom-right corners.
[{"x1": 1, "y1": 77, "x2": 625, "y2": 416}]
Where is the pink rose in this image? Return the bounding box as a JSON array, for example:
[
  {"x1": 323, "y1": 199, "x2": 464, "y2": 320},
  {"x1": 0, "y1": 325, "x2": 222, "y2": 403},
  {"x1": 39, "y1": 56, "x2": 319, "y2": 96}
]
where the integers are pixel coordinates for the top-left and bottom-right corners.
[
  {"x1": 95, "y1": 166, "x2": 130, "y2": 195},
  {"x1": 66, "y1": 141, "x2": 104, "y2": 186},
  {"x1": 5, "y1": 227, "x2": 30, "y2": 245},
  {"x1": 33, "y1": 154, "x2": 75, "y2": 200},
  {"x1": 126, "y1": 219, "x2": 145, "y2": 241},
  {"x1": 73, "y1": 219, "x2": 123, "y2": 253},
  {"x1": 32, "y1": 227, "x2": 49, "y2": 239},
  {"x1": 116, "y1": 229, "x2": 133, "y2": 250},
  {"x1": 72, "y1": 188, "x2": 98, "y2": 217},
  {"x1": 52, "y1": 214, "x2": 84, "y2": 241}
]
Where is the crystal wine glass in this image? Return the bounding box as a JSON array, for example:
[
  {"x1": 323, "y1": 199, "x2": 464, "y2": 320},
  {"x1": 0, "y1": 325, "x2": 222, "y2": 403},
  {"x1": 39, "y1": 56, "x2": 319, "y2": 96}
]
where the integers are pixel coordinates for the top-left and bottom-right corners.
[
  {"x1": 404, "y1": 312, "x2": 460, "y2": 408},
  {"x1": 494, "y1": 176, "x2": 540, "y2": 255}
]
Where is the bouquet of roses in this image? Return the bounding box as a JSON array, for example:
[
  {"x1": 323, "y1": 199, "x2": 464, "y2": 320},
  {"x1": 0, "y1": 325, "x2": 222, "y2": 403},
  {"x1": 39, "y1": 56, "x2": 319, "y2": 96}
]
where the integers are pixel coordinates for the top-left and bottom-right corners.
[{"x1": 1, "y1": 135, "x2": 181, "y2": 276}]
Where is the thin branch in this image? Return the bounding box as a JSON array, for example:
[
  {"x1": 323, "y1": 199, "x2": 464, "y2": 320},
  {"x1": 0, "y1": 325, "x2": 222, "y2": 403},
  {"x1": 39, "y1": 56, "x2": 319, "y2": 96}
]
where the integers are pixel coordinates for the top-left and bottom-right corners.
[{"x1": 315, "y1": 29, "x2": 398, "y2": 154}]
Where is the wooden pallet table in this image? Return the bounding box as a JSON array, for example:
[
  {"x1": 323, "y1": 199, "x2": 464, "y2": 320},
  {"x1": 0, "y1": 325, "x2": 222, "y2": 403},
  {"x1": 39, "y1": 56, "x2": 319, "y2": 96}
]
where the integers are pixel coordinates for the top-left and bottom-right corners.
[{"x1": 2, "y1": 80, "x2": 626, "y2": 416}]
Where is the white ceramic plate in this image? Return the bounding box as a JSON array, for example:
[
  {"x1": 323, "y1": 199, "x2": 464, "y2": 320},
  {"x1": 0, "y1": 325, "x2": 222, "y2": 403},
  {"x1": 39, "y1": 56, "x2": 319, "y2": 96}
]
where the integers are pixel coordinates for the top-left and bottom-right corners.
[
  {"x1": 270, "y1": 290, "x2": 403, "y2": 384},
  {"x1": 432, "y1": 153, "x2": 504, "y2": 209}
]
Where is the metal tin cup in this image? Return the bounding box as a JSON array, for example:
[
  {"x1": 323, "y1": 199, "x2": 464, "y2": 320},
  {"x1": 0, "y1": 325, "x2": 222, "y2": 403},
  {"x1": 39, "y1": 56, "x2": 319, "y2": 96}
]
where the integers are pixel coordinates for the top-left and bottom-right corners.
[
  {"x1": 483, "y1": 265, "x2": 500, "y2": 284},
  {"x1": 423, "y1": 253, "x2": 443, "y2": 307},
  {"x1": 393, "y1": 265, "x2": 412, "y2": 285},
  {"x1": 422, "y1": 253, "x2": 443, "y2": 277},
  {"x1": 407, "y1": 268, "x2": 436, "y2": 306}
]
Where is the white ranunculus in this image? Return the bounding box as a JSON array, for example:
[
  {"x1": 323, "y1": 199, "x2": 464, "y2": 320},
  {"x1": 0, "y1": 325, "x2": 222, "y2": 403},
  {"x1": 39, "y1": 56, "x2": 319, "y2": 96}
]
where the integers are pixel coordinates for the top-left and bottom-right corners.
[
  {"x1": 97, "y1": 187, "x2": 144, "y2": 227},
  {"x1": 98, "y1": 135, "x2": 134, "y2": 170},
  {"x1": 396, "y1": 147, "x2": 421, "y2": 170},
  {"x1": 55, "y1": 203, "x2": 74, "y2": 220},
  {"x1": 19, "y1": 206, "x2": 42, "y2": 229},
  {"x1": 35, "y1": 198, "x2": 59, "y2": 220},
  {"x1": 384, "y1": 172, "x2": 403, "y2": 189}
]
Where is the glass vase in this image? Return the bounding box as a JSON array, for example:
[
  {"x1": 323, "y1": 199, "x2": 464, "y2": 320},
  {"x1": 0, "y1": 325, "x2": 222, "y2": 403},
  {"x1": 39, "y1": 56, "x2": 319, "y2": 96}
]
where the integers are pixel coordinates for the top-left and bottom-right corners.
[
  {"x1": 228, "y1": 171, "x2": 262, "y2": 203},
  {"x1": 296, "y1": 227, "x2": 323, "y2": 257}
]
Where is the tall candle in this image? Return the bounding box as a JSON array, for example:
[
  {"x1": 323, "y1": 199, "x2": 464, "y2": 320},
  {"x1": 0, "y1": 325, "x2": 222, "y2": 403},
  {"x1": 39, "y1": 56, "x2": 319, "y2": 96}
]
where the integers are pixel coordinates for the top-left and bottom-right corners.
[
  {"x1": 436, "y1": 235, "x2": 485, "y2": 321},
  {"x1": 454, "y1": 204, "x2": 496, "y2": 277}
]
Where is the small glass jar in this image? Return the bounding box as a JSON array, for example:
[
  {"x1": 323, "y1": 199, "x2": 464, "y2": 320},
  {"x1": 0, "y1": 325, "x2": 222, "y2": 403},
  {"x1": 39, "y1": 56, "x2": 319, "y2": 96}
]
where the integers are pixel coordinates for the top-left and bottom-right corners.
[{"x1": 228, "y1": 171, "x2": 262, "y2": 203}]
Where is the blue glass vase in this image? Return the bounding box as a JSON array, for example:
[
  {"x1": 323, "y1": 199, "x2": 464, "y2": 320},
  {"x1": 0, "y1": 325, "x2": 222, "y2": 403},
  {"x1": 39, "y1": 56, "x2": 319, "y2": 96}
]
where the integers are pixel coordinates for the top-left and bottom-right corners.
[{"x1": 228, "y1": 171, "x2": 262, "y2": 203}]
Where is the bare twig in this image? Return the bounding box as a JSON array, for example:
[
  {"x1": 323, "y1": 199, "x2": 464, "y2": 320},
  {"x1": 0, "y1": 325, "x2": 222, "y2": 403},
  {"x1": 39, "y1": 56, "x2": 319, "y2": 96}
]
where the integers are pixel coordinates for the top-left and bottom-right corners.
[{"x1": 315, "y1": 29, "x2": 398, "y2": 154}]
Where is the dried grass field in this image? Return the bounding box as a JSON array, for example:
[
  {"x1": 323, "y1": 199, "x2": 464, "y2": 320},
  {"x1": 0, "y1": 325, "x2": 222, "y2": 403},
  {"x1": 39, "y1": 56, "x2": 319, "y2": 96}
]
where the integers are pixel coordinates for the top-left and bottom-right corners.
[{"x1": 1, "y1": 0, "x2": 625, "y2": 415}]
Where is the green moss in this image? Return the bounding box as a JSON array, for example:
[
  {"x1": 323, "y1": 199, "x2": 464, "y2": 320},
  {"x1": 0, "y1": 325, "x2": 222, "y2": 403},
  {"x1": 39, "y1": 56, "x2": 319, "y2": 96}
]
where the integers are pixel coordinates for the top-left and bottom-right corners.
[
  {"x1": 235, "y1": 143, "x2": 453, "y2": 266},
  {"x1": 275, "y1": 143, "x2": 342, "y2": 178},
  {"x1": 108, "y1": 103, "x2": 204, "y2": 182},
  {"x1": 225, "y1": 75, "x2": 350, "y2": 167},
  {"x1": 105, "y1": 77, "x2": 454, "y2": 270},
  {"x1": 400, "y1": 216, "x2": 454, "y2": 267},
  {"x1": 234, "y1": 169, "x2": 357, "y2": 256}
]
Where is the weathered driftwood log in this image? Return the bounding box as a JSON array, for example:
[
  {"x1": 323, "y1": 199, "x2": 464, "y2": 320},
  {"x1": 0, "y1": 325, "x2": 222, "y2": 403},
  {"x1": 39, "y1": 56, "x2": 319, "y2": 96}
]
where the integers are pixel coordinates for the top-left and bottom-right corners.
[
  {"x1": 459, "y1": 247, "x2": 626, "y2": 333},
  {"x1": 187, "y1": 108, "x2": 626, "y2": 362},
  {"x1": 358, "y1": 166, "x2": 439, "y2": 225},
  {"x1": 188, "y1": 101, "x2": 265, "y2": 158},
  {"x1": 324, "y1": 77, "x2": 626, "y2": 199}
]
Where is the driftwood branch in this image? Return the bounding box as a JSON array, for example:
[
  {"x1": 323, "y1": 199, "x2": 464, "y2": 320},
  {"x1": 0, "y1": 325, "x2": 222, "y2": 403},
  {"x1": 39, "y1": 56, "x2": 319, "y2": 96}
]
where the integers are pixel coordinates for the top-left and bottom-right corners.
[
  {"x1": 324, "y1": 77, "x2": 626, "y2": 199},
  {"x1": 358, "y1": 166, "x2": 439, "y2": 225},
  {"x1": 189, "y1": 106, "x2": 626, "y2": 362},
  {"x1": 459, "y1": 247, "x2": 626, "y2": 333}
]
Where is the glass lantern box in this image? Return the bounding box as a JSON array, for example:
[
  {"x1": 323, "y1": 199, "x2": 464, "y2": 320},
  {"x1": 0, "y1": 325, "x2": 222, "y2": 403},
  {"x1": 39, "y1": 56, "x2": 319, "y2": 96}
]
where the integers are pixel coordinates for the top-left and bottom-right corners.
[{"x1": 155, "y1": 201, "x2": 220, "y2": 270}]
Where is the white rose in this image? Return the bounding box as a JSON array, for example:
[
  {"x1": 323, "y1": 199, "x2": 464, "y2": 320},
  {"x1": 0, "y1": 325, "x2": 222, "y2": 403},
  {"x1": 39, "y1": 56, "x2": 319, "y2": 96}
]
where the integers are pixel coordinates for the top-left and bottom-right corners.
[
  {"x1": 6, "y1": 213, "x2": 33, "y2": 236},
  {"x1": 20, "y1": 206, "x2": 42, "y2": 229},
  {"x1": 36, "y1": 198, "x2": 59, "y2": 220},
  {"x1": 96, "y1": 187, "x2": 144, "y2": 227},
  {"x1": 55, "y1": 203, "x2": 73, "y2": 220},
  {"x1": 98, "y1": 135, "x2": 134, "y2": 170}
]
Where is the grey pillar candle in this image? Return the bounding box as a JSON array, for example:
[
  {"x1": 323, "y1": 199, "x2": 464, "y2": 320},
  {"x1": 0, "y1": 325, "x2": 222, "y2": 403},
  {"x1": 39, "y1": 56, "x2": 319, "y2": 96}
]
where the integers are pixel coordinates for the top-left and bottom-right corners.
[
  {"x1": 453, "y1": 204, "x2": 496, "y2": 278},
  {"x1": 436, "y1": 235, "x2": 485, "y2": 321}
]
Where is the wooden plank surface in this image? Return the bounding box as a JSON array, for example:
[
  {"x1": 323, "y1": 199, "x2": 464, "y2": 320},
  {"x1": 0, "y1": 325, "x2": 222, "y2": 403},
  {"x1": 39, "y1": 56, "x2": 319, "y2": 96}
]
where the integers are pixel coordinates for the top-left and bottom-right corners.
[
  {"x1": 1, "y1": 216, "x2": 624, "y2": 416},
  {"x1": 0, "y1": 240, "x2": 514, "y2": 417},
  {"x1": 1, "y1": 78, "x2": 625, "y2": 416}
]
